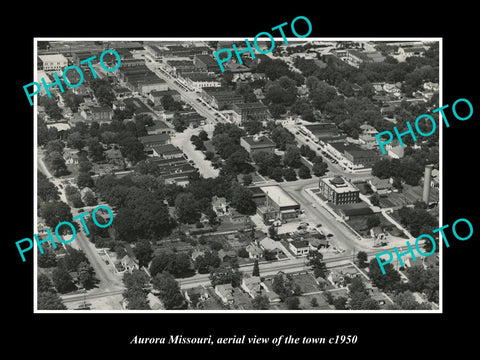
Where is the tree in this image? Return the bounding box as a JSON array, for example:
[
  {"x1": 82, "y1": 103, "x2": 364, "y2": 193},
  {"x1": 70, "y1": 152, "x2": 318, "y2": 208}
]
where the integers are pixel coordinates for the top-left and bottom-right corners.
[
  {"x1": 286, "y1": 296, "x2": 300, "y2": 310},
  {"x1": 198, "y1": 130, "x2": 209, "y2": 141},
  {"x1": 268, "y1": 224, "x2": 278, "y2": 240},
  {"x1": 65, "y1": 185, "x2": 84, "y2": 208},
  {"x1": 307, "y1": 250, "x2": 327, "y2": 278},
  {"x1": 270, "y1": 167, "x2": 284, "y2": 182},
  {"x1": 152, "y1": 272, "x2": 187, "y2": 310},
  {"x1": 67, "y1": 131, "x2": 85, "y2": 151},
  {"x1": 252, "y1": 295, "x2": 270, "y2": 310},
  {"x1": 37, "y1": 291, "x2": 67, "y2": 310},
  {"x1": 209, "y1": 266, "x2": 242, "y2": 287},
  {"x1": 333, "y1": 296, "x2": 348, "y2": 310},
  {"x1": 242, "y1": 173, "x2": 253, "y2": 186},
  {"x1": 45, "y1": 140, "x2": 65, "y2": 155},
  {"x1": 175, "y1": 192, "x2": 201, "y2": 224},
  {"x1": 368, "y1": 259, "x2": 402, "y2": 292},
  {"x1": 312, "y1": 161, "x2": 328, "y2": 177},
  {"x1": 77, "y1": 261, "x2": 96, "y2": 289},
  {"x1": 51, "y1": 267, "x2": 76, "y2": 293},
  {"x1": 58, "y1": 247, "x2": 88, "y2": 272},
  {"x1": 238, "y1": 248, "x2": 249, "y2": 258},
  {"x1": 283, "y1": 145, "x2": 302, "y2": 168},
  {"x1": 370, "y1": 193, "x2": 380, "y2": 206},
  {"x1": 40, "y1": 201, "x2": 72, "y2": 228},
  {"x1": 37, "y1": 171, "x2": 59, "y2": 203},
  {"x1": 195, "y1": 250, "x2": 221, "y2": 274},
  {"x1": 270, "y1": 126, "x2": 295, "y2": 150},
  {"x1": 263, "y1": 249, "x2": 276, "y2": 261},
  {"x1": 230, "y1": 184, "x2": 256, "y2": 215},
  {"x1": 205, "y1": 151, "x2": 215, "y2": 161},
  {"x1": 125, "y1": 290, "x2": 151, "y2": 310},
  {"x1": 356, "y1": 251, "x2": 368, "y2": 269},
  {"x1": 45, "y1": 151, "x2": 68, "y2": 176},
  {"x1": 37, "y1": 247, "x2": 57, "y2": 268},
  {"x1": 123, "y1": 269, "x2": 150, "y2": 291},
  {"x1": 298, "y1": 164, "x2": 311, "y2": 179},
  {"x1": 38, "y1": 273, "x2": 55, "y2": 293},
  {"x1": 82, "y1": 190, "x2": 97, "y2": 206},
  {"x1": 367, "y1": 215, "x2": 381, "y2": 229},
  {"x1": 361, "y1": 298, "x2": 380, "y2": 310},
  {"x1": 86, "y1": 138, "x2": 104, "y2": 162},
  {"x1": 283, "y1": 167, "x2": 297, "y2": 181},
  {"x1": 252, "y1": 260, "x2": 260, "y2": 277},
  {"x1": 392, "y1": 291, "x2": 430, "y2": 310},
  {"x1": 310, "y1": 297, "x2": 319, "y2": 307},
  {"x1": 134, "y1": 240, "x2": 153, "y2": 268},
  {"x1": 77, "y1": 172, "x2": 94, "y2": 189}
]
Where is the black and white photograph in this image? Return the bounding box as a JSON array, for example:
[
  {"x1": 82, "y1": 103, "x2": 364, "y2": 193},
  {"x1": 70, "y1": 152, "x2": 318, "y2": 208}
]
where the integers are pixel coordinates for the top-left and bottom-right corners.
[
  {"x1": 32, "y1": 38, "x2": 441, "y2": 313},
  {"x1": 7, "y1": 6, "x2": 478, "y2": 356}
]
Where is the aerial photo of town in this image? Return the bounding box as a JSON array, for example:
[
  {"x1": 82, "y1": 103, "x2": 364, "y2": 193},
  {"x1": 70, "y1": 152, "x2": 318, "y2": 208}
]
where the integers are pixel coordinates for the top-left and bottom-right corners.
[{"x1": 35, "y1": 39, "x2": 440, "y2": 311}]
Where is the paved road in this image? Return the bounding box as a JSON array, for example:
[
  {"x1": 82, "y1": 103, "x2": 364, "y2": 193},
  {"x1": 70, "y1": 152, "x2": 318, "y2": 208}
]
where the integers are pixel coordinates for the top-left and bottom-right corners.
[
  {"x1": 283, "y1": 121, "x2": 374, "y2": 182},
  {"x1": 71, "y1": 229, "x2": 124, "y2": 290},
  {"x1": 61, "y1": 289, "x2": 124, "y2": 304},
  {"x1": 170, "y1": 127, "x2": 219, "y2": 178}
]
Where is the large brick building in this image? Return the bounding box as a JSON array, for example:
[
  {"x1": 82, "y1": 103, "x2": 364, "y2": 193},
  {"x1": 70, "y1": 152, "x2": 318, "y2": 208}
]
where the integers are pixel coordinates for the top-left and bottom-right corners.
[
  {"x1": 318, "y1": 176, "x2": 360, "y2": 205},
  {"x1": 240, "y1": 136, "x2": 276, "y2": 156}
]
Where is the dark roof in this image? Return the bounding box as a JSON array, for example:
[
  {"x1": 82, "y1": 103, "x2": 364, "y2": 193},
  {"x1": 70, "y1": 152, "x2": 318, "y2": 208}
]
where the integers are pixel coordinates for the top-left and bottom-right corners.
[
  {"x1": 150, "y1": 89, "x2": 180, "y2": 97},
  {"x1": 241, "y1": 136, "x2": 275, "y2": 147},
  {"x1": 152, "y1": 144, "x2": 182, "y2": 155},
  {"x1": 139, "y1": 133, "x2": 170, "y2": 144},
  {"x1": 195, "y1": 54, "x2": 218, "y2": 66},
  {"x1": 291, "y1": 240, "x2": 309, "y2": 248}
]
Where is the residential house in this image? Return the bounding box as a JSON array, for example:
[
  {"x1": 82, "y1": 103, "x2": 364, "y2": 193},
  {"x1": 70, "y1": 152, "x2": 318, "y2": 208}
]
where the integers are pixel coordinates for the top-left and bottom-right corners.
[
  {"x1": 218, "y1": 249, "x2": 237, "y2": 263},
  {"x1": 64, "y1": 149, "x2": 79, "y2": 165},
  {"x1": 231, "y1": 288, "x2": 254, "y2": 310},
  {"x1": 307, "y1": 238, "x2": 329, "y2": 250},
  {"x1": 241, "y1": 276, "x2": 262, "y2": 299},
  {"x1": 191, "y1": 249, "x2": 206, "y2": 261},
  {"x1": 259, "y1": 237, "x2": 285, "y2": 258},
  {"x1": 121, "y1": 255, "x2": 139, "y2": 273},
  {"x1": 215, "y1": 283, "x2": 235, "y2": 304},
  {"x1": 260, "y1": 278, "x2": 281, "y2": 303},
  {"x1": 370, "y1": 226, "x2": 386, "y2": 242},
  {"x1": 246, "y1": 242, "x2": 263, "y2": 259},
  {"x1": 212, "y1": 196, "x2": 229, "y2": 216},
  {"x1": 147, "y1": 292, "x2": 164, "y2": 310},
  {"x1": 289, "y1": 240, "x2": 310, "y2": 257},
  {"x1": 80, "y1": 187, "x2": 95, "y2": 203},
  {"x1": 105, "y1": 148, "x2": 124, "y2": 167},
  {"x1": 369, "y1": 177, "x2": 393, "y2": 194},
  {"x1": 184, "y1": 286, "x2": 209, "y2": 307}
]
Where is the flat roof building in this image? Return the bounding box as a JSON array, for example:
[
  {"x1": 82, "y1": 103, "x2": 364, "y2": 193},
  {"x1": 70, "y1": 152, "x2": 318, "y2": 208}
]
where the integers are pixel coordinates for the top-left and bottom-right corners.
[
  {"x1": 256, "y1": 185, "x2": 300, "y2": 223},
  {"x1": 240, "y1": 135, "x2": 276, "y2": 155},
  {"x1": 38, "y1": 54, "x2": 68, "y2": 72},
  {"x1": 318, "y1": 176, "x2": 360, "y2": 205},
  {"x1": 232, "y1": 102, "x2": 269, "y2": 123}
]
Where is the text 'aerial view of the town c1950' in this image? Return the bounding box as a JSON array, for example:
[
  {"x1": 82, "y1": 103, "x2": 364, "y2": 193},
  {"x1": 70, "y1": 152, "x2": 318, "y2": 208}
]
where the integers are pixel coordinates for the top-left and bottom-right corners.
[{"x1": 35, "y1": 39, "x2": 440, "y2": 312}]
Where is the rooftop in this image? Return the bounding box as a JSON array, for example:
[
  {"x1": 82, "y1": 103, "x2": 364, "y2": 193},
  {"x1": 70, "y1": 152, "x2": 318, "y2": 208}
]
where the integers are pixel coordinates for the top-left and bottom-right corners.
[
  {"x1": 139, "y1": 133, "x2": 171, "y2": 144},
  {"x1": 260, "y1": 185, "x2": 299, "y2": 208},
  {"x1": 241, "y1": 135, "x2": 275, "y2": 147},
  {"x1": 321, "y1": 176, "x2": 359, "y2": 193}
]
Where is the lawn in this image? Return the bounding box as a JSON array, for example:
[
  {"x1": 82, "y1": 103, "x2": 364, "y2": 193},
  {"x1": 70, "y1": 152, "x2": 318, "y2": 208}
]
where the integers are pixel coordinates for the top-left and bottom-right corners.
[
  {"x1": 346, "y1": 213, "x2": 393, "y2": 235},
  {"x1": 298, "y1": 293, "x2": 332, "y2": 310}
]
